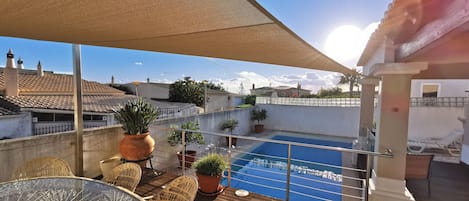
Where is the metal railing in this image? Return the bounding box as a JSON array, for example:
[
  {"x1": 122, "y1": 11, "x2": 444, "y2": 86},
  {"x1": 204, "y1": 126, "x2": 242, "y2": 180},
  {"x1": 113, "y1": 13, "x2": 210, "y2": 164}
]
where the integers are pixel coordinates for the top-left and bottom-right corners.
[
  {"x1": 157, "y1": 105, "x2": 199, "y2": 119},
  {"x1": 171, "y1": 129, "x2": 393, "y2": 201},
  {"x1": 410, "y1": 97, "x2": 467, "y2": 107},
  {"x1": 256, "y1": 97, "x2": 364, "y2": 107},
  {"x1": 33, "y1": 121, "x2": 107, "y2": 135},
  {"x1": 257, "y1": 96, "x2": 467, "y2": 108}
]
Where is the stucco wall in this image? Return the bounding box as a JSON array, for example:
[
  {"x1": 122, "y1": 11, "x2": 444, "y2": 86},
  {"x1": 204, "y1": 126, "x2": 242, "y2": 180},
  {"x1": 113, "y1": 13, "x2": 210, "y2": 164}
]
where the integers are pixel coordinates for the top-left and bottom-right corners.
[
  {"x1": 0, "y1": 113, "x2": 32, "y2": 139},
  {"x1": 0, "y1": 125, "x2": 124, "y2": 182},
  {"x1": 408, "y1": 107, "x2": 463, "y2": 138},
  {"x1": 258, "y1": 104, "x2": 360, "y2": 138},
  {"x1": 206, "y1": 94, "x2": 232, "y2": 112}
]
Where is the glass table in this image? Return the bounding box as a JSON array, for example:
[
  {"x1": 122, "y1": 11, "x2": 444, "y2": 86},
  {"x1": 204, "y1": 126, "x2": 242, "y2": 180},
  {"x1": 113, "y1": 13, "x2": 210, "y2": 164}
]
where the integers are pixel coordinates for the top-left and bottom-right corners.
[{"x1": 0, "y1": 176, "x2": 144, "y2": 201}]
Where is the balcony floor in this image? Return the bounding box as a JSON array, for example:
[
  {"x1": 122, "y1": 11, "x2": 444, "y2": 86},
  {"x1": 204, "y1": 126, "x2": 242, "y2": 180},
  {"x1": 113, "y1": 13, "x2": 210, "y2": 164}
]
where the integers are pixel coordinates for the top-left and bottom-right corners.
[
  {"x1": 406, "y1": 161, "x2": 469, "y2": 201},
  {"x1": 135, "y1": 169, "x2": 281, "y2": 201}
]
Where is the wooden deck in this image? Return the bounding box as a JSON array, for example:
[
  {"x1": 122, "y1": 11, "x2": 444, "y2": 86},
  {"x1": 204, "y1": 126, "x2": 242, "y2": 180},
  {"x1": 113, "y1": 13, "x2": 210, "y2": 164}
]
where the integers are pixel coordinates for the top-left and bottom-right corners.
[
  {"x1": 135, "y1": 161, "x2": 469, "y2": 201},
  {"x1": 406, "y1": 161, "x2": 469, "y2": 201},
  {"x1": 135, "y1": 170, "x2": 281, "y2": 201}
]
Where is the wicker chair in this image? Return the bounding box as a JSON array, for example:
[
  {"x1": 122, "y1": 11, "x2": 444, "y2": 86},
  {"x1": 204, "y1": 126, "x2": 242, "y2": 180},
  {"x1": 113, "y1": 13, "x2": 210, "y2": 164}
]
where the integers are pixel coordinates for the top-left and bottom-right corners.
[
  {"x1": 154, "y1": 175, "x2": 198, "y2": 201},
  {"x1": 12, "y1": 157, "x2": 74, "y2": 180},
  {"x1": 103, "y1": 162, "x2": 142, "y2": 192}
]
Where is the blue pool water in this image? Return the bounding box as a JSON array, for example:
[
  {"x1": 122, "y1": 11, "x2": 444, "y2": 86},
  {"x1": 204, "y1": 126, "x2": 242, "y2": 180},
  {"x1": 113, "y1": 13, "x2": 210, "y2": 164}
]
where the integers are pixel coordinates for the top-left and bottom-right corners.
[{"x1": 222, "y1": 135, "x2": 352, "y2": 201}]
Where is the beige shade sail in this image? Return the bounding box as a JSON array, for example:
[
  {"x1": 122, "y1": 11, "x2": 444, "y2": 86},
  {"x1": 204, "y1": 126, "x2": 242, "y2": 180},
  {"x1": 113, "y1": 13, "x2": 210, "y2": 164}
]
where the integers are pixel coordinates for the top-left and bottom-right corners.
[{"x1": 0, "y1": 0, "x2": 353, "y2": 74}]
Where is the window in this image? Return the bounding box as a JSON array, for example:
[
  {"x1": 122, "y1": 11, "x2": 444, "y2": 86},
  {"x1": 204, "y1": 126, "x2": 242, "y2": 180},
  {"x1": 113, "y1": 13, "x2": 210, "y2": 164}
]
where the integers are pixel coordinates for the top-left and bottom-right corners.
[{"x1": 422, "y1": 84, "x2": 439, "y2": 97}]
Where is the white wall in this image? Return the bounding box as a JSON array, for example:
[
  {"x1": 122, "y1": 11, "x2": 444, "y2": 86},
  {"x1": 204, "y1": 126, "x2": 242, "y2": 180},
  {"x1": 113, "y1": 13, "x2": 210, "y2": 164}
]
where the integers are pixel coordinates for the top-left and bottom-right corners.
[
  {"x1": 0, "y1": 113, "x2": 32, "y2": 139},
  {"x1": 125, "y1": 83, "x2": 170, "y2": 99},
  {"x1": 258, "y1": 104, "x2": 360, "y2": 138},
  {"x1": 408, "y1": 107, "x2": 463, "y2": 139},
  {"x1": 411, "y1": 79, "x2": 469, "y2": 97},
  {"x1": 206, "y1": 94, "x2": 231, "y2": 112}
]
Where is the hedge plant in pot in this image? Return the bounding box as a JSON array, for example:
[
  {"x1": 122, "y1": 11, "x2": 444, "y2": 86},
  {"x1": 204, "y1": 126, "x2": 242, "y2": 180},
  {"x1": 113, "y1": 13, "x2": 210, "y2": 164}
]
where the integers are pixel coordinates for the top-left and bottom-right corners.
[
  {"x1": 167, "y1": 121, "x2": 204, "y2": 168},
  {"x1": 114, "y1": 98, "x2": 159, "y2": 162},
  {"x1": 193, "y1": 153, "x2": 227, "y2": 195},
  {"x1": 251, "y1": 108, "x2": 267, "y2": 133},
  {"x1": 221, "y1": 119, "x2": 238, "y2": 146}
]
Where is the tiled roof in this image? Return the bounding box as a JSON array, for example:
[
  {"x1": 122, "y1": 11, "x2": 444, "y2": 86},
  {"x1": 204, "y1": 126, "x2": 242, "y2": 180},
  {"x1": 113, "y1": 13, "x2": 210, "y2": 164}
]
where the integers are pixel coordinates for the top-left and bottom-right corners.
[
  {"x1": 0, "y1": 68, "x2": 124, "y2": 95},
  {"x1": 1, "y1": 95, "x2": 136, "y2": 113},
  {"x1": 0, "y1": 95, "x2": 196, "y2": 113},
  {"x1": 0, "y1": 106, "x2": 19, "y2": 116}
]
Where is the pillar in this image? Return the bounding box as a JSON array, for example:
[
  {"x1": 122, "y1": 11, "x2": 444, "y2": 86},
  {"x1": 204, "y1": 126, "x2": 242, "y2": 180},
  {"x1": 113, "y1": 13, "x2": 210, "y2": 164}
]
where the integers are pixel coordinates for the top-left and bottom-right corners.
[
  {"x1": 369, "y1": 62, "x2": 427, "y2": 201},
  {"x1": 358, "y1": 77, "x2": 379, "y2": 137}
]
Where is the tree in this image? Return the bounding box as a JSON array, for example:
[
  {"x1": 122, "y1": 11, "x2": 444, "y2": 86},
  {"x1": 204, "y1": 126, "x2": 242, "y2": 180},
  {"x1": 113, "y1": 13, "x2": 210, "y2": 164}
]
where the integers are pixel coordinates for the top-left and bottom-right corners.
[
  {"x1": 338, "y1": 69, "x2": 361, "y2": 98},
  {"x1": 169, "y1": 77, "x2": 204, "y2": 106},
  {"x1": 169, "y1": 77, "x2": 225, "y2": 107},
  {"x1": 244, "y1": 95, "x2": 256, "y2": 105},
  {"x1": 317, "y1": 87, "x2": 343, "y2": 98}
]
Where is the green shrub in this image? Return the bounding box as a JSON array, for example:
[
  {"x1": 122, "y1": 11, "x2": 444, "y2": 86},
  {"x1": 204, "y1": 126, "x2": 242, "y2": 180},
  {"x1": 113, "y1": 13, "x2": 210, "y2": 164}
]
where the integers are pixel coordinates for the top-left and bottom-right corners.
[
  {"x1": 251, "y1": 108, "x2": 267, "y2": 124},
  {"x1": 192, "y1": 154, "x2": 227, "y2": 176},
  {"x1": 221, "y1": 119, "x2": 238, "y2": 134},
  {"x1": 167, "y1": 121, "x2": 204, "y2": 146},
  {"x1": 114, "y1": 98, "x2": 159, "y2": 134}
]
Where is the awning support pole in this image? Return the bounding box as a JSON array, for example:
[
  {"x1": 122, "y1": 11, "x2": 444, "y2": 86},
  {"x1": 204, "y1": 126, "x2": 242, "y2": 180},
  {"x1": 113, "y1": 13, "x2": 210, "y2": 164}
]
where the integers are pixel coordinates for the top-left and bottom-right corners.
[{"x1": 73, "y1": 44, "x2": 84, "y2": 176}]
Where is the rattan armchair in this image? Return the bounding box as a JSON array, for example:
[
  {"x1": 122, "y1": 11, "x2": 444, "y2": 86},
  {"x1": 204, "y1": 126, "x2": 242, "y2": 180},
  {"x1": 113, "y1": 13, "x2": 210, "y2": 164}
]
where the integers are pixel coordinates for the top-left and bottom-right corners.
[
  {"x1": 103, "y1": 162, "x2": 142, "y2": 192},
  {"x1": 11, "y1": 157, "x2": 74, "y2": 180},
  {"x1": 154, "y1": 175, "x2": 198, "y2": 201}
]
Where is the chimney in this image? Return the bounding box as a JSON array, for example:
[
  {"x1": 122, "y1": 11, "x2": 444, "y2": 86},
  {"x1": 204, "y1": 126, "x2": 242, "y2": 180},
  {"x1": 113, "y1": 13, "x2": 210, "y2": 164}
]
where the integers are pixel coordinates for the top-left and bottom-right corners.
[
  {"x1": 37, "y1": 61, "x2": 44, "y2": 76},
  {"x1": 4, "y1": 49, "x2": 18, "y2": 96},
  {"x1": 17, "y1": 57, "x2": 24, "y2": 69},
  {"x1": 146, "y1": 77, "x2": 150, "y2": 83},
  {"x1": 111, "y1": 75, "x2": 115, "y2": 85},
  {"x1": 252, "y1": 83, "x2": 255, "y2": 90}
]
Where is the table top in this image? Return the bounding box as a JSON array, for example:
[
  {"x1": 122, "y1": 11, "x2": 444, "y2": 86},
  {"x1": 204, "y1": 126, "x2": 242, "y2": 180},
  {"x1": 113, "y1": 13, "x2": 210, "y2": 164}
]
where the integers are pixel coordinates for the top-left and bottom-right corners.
[{"x1": 0, "y1": 176, "x2": 144, "y2": 201}]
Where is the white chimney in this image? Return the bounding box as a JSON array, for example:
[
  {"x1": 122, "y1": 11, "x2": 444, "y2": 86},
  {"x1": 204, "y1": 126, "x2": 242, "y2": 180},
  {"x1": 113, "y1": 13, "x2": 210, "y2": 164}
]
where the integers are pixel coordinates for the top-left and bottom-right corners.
[
  {"x1": 4, "y1": 49, "x2": 18, "y2": 96},
  {"x1": 37, "y1": 61, "x2": 44, "y2": 76},
  {"x1": 17, "y1": 57, "x2": 24, "y2": 69},
  {"x1": 5, "y1": 49, "x2": 16, "y2": 69}
]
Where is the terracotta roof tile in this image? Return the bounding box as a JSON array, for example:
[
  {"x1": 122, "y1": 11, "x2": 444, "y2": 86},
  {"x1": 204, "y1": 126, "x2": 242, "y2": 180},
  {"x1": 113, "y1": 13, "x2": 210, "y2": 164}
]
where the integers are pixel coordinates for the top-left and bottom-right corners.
[
  {"x1": 1, "y1": 95, "x2": 136, "y2": 113},
  {"x1": 0, "y1": 68, "x2": 124, "y2": 95}
]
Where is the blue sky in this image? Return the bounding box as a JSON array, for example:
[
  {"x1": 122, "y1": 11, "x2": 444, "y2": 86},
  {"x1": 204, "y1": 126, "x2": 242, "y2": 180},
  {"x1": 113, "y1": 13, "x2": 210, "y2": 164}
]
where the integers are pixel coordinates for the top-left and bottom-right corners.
[{"x1": 0, "y1": 0, "x2": 391, "y2": 94}]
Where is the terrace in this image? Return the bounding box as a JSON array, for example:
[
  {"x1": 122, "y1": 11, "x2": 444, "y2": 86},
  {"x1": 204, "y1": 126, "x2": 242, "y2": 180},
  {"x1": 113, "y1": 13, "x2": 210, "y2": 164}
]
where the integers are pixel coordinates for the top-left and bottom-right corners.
[{"x1": 1, "y1": 1, "x2": 469, "y2": 201}]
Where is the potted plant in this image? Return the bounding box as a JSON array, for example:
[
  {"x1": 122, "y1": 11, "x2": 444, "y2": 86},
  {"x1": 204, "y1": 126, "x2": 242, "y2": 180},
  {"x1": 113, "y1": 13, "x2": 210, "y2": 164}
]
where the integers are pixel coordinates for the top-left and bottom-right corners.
[
  {"x1": 168, "y1": 121, "x2": 204, "y2": 168},
  {"x1": 114, "y1": 98, "x2": 159, "y2": 161},
  {"x1": 192, "y1": 153, "x2": 227, "y2": 194},
  {"x1": 251, "y1": 108, "x2": 267, "y2": 133},
  {"x1": 221, "y1": 119, "x2": 238, "y2": 146}
]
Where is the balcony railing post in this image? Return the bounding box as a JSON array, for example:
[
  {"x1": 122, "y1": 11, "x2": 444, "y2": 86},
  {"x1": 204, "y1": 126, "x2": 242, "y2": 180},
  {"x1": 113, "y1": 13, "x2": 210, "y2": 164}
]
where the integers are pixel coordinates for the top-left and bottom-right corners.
[
  {"x1": 365, "y1": 154, "x2": 372, "y2": 201},
  {"x1": 285, "y1": 144, "x2": 292, "y2": 201},
  {"x1": 228, "y1": 136, "x2": 232, "y2": 187},
  {"x1": 182, "y1": 131, "x2": 186, "y2": 176}
]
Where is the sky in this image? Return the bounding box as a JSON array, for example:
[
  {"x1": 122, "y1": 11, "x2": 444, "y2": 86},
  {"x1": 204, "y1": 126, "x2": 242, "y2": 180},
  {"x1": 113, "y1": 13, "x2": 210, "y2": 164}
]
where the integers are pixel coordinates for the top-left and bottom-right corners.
[{"x1": 0, "y1": 0, "x2": 391, "y2": 94}]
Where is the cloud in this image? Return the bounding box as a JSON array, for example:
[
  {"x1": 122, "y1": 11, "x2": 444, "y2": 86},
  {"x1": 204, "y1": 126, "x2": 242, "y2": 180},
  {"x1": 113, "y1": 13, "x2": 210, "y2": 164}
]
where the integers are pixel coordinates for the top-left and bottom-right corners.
[
  {"x1": 214, "y1": 71, "x2": 340, "y2": 94},
  {"x1": 134, "y1": 62, "x2": 143, "y2": 65}
]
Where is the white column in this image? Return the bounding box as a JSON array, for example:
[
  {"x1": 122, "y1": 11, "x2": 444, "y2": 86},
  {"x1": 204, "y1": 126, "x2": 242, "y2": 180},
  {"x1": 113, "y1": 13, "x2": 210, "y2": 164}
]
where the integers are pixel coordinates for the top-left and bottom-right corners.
[
  {"x1": 358, "y1": 77, "x2": 379, "y2": 137},
  {"x1": 369, "y1": 62, "x2": 427, "y2": 201}
]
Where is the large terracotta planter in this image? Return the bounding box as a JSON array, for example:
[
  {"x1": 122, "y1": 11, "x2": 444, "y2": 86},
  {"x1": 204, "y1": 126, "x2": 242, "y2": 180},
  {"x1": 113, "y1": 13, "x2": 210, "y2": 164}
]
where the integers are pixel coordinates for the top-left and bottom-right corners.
[
  {"x1": 254, "y1": 124, "x2": 264, "y2": 133},
  {"x1": 196, "y1": 172, "x2": 222, "y2": 194},
  {"x1": 119, "y1": 132, "x2": 155, "y2": 161},
  {"x1": 225, "y1": 136, "x2": 238, "y2": 146},
  {"x1": 177, "y1": 150, "x2": 197, "y2": 168}
]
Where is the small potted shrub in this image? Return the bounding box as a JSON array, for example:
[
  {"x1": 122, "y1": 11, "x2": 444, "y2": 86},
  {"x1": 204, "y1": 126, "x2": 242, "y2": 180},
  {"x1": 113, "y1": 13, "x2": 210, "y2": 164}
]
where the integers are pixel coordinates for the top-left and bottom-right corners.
[
  {"x1": 114, "y1": 98, "x2": 159, "y2": 161},
  {"x1": 221, "y1": 119, "x2": 238, "y2": 146},
  {"x1": 167, "y1": 121, "x2": 204, "y2": 168},
  {"x1": 251, "y1": 108, "x2": 267, "y2": 133},
  {"x1": 193, "y1": 153, "x2": 227, "y2": 194}
]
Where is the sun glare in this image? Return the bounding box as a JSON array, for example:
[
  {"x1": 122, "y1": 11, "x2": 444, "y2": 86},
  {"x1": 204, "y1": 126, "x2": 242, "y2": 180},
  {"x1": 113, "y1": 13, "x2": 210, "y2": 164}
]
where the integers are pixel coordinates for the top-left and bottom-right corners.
[{"x1": 325, "y1": 25, "x2": 364, "y2": 61}]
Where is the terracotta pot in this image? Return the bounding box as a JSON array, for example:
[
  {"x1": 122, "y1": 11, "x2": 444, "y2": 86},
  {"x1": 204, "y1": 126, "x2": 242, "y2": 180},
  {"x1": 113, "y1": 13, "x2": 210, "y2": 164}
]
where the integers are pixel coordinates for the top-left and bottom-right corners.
[
  {"x1": 254, "y1": 124, "x2": 264, "y2": 133},
  {"x1": 225, "y1": 136, "x2": 237, "y2": 146},
  {"x1": 196, "y1": 172, "x2": 222, "y2": 194},
  {"x1": 119, "y1": 132, "x2": 155, "y2": 161},
  {"x1": 177, "y1": 150, "x2": 197, "y2": 168}
]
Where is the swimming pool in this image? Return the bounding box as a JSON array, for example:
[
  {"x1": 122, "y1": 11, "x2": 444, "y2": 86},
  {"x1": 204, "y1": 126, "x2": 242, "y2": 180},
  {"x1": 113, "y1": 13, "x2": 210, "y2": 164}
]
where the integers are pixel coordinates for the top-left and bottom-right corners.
[{"x1": 222, "y1": 135, "x2": 352, "y2": 201}]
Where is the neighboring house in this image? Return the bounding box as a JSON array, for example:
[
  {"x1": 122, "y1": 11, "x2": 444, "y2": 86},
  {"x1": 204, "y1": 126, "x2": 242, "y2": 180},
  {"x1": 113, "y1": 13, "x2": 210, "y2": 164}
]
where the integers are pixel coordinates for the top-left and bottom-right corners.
[
  {"x1": 123, "y1": 81, "x2": 170, "y2": 100},
  {"x1": 205, "y1": 89, "x2": 238, "y2": 112},
  {"x1": 0, "y1": 49, "x2": 135, "y2": 139},
  {"x1": 411, "y1": 80, "x2": 469, "y2": 98},
  {"x1": 250, "y1": 84, "x2": 311, "y2": 97}
]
